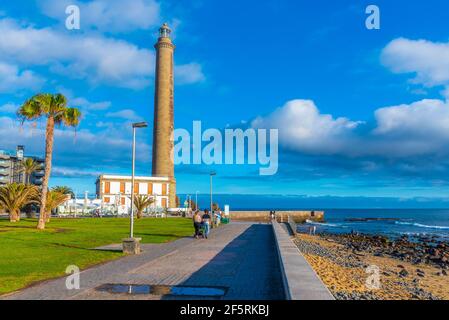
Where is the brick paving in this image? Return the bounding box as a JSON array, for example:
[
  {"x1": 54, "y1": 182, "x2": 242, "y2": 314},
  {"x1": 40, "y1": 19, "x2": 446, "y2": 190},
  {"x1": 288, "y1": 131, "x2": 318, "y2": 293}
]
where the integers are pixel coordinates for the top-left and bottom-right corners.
[{"x1": 2, "y1": 222, "x2": 285, "y2": 300}]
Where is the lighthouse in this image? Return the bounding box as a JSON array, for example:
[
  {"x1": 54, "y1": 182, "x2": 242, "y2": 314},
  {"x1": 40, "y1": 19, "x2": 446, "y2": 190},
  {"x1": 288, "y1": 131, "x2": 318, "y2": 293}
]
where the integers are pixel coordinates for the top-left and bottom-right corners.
[{"x1": 152, "y1": 23, "x2": 176, "y2": 208}]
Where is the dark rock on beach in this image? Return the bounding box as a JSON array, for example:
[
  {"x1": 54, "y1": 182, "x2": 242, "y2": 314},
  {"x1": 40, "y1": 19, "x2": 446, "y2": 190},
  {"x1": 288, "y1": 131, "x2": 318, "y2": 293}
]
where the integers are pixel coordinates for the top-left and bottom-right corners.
[
  {"x1": 315, "y1": 232, "x2": 449, "y2": 270},
  {"x1": 399, "y1": 269, "x2": 409, "y2": 277},
  {"x1": 294, "y1": 230, "x2": 449, "y2": 300}
]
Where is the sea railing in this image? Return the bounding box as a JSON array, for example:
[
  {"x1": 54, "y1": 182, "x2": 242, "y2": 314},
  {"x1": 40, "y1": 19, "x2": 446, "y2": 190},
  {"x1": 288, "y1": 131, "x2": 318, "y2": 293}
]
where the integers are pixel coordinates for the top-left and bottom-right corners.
[{"x1": 288, "y1": 215, "x2": 298, "y2": 235}]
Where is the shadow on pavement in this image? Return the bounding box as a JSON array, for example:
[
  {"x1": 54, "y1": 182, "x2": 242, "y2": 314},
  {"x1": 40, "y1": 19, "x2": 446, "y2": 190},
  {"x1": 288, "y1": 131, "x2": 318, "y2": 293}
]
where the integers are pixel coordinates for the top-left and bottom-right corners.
[{"x1": 161, "y1": 224, "x2": 286, "y2": 300}]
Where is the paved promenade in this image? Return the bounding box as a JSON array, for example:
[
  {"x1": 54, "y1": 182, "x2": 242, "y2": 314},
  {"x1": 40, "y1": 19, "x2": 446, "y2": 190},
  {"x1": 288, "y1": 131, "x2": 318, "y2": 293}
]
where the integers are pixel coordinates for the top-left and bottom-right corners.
[{"x1": 3, "y1": 222, "x2": 284, "y2": 300}]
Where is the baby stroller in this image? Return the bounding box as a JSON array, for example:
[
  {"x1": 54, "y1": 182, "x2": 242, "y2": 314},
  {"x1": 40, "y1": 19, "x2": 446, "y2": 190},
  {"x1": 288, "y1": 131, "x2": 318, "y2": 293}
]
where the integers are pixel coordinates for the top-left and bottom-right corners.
[{"x1": 198, "y1": 222, "x2": 207, "y2": 238}]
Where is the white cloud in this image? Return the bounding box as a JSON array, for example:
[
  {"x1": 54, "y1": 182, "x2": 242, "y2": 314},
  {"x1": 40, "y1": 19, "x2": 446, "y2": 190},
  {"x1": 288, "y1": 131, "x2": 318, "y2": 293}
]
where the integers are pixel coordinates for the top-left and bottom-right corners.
[
  {"x1": 54, "y1": 86, "x2": 112, "y2": 113},
  {"x1": 368, "y1": 98, "x2": 449, "y2": 158},
  {"x1": 252, "y1": 38, "x2": 449, "y2": 160},
  {"x1": 38, "y1": 0, "x2": 161, "y2": 32},
  {"x1": 375, "y1": 99, "x2": 449, "y2": 136},
  {"x1": 0, "y1": 115, "x2": 151, "y2": 170},
  {"x1": 106, "y1": 109, "x2": 143, "y2": 122},
  {"x1": 252, "y1": 97, "x2": 449, "y2": 159},
  {"x1": 252, "y1": 99, "x2": 362, "y2": 155},
  {"x1": 0, "y1": 62, "x2": 45, "y2": 93},
  {"x1": 442, "y1": 87, "x2": 449, "y2": 100},
  {"x1": 382, "y1": 38, "x2": 449, "y2": 88},
  {"x1": 52, "y1": 166, "x2": 101, "y2": 178},
  {"x1": 72, "y1": 97, "x2": 111, "y2": 111},
  {"x1": 0, "y1": 18, "x2": 205, "y2": 89},
  {"x1": 252, "y1": 37, "x2": 449, "y2": 161},
  {"x1": 175, "y1": 63, "x2": 206, "y2": 85},
  {"x1": 0, "y1": 103, "x2": 18, "y2": 114},
  {"x1": 0, "y1": 18, "x2": 154, "y2": 89}
]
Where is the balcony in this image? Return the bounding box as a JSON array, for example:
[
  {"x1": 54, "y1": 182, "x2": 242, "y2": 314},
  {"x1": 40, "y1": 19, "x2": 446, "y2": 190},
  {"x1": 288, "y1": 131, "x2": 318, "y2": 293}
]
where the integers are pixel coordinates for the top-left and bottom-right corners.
[
  {"x1": 0, "y1": 161, "x2": 9, "y2": 168},
  {"x1": 34, "y1": 171, "x2": 45, "y2": 177}
]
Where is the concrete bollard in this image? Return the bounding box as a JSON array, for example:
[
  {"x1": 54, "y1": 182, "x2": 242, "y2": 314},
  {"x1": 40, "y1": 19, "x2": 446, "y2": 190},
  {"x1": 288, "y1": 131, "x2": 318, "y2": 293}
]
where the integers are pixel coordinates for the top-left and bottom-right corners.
[{"x1": 122, "y1": 238, "x2": 142, "y2": 255}]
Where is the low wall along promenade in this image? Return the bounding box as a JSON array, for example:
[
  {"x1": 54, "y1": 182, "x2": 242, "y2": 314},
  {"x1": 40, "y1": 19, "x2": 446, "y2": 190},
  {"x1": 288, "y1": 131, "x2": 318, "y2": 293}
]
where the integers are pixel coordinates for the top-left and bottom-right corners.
[
  {"x1": 272, "y1": 221, "x2": 334, "y2": 300},
  {"x1": 229, "y1": 211, "x2": 324, "y2": 223}
]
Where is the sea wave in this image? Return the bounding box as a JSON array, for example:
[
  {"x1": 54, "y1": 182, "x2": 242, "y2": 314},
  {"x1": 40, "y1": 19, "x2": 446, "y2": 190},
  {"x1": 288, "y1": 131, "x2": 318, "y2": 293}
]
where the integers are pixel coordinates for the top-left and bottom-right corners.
[
  {"x1": 395, "y1": 221, "x2": 449, "y2": 230},
  {"x1": 305, "y1": 220, "x2": 341, "y2": 227}
]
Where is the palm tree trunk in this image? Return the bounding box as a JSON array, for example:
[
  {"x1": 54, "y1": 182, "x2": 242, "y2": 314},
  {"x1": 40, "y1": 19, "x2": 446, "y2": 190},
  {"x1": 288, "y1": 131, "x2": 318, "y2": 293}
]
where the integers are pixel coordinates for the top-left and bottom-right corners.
[
  {"x1": 37, "y1": 116, "x2": 55, "y2": 230},
  {"x1": 10, "y1": 210, "x2": 18, "y2": 222}
]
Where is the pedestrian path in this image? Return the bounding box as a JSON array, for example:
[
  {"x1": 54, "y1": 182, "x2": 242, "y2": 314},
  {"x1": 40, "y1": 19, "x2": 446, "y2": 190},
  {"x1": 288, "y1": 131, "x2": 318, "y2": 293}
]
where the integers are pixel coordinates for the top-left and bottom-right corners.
[{"x1": 3, "y1": 222, "x2": 285, "y2": 300}]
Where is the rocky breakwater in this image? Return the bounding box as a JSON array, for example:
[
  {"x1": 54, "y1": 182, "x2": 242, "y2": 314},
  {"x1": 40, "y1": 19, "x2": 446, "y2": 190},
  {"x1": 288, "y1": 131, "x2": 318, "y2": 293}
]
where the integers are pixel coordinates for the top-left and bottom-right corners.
[
  {"x1": 229, "y1": 210, "x2": 324, "y2": 223},
  {"x1": 325, "y1": 233, "x2": 449, "y2": 271},
  {"x1": 294, "y1": 232, "x2": 449, "y2": 300}
]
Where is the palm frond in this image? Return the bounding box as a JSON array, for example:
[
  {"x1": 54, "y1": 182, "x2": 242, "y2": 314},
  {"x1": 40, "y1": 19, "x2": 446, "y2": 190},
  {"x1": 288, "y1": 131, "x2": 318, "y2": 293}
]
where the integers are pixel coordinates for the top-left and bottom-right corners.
[
  {"x1": 20, "y1": 158, "x2": 41, "y2": 174},
  {"x1": 51, "y1": 186, "x2": 75, "y2": 198},
  {"x1": 45, "y1": 190, "x2": 70, "y2": 213},
  {"x1": 133, "y1": 195, "x2": 155, "y2": 218},
  {"x1": 0, "y1": 184, "x2": 39, "y2": 221},
  {"x1": 17, "y1": 96, "x2": 45, "y2": 123},
  {"x1": 62, "y1": 107, "x2": 82, "y2": 127}
]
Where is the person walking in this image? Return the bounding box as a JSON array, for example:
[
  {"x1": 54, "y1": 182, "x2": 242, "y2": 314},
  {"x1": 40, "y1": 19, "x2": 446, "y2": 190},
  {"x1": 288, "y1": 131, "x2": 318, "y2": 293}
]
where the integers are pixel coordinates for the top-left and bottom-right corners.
[
  {"x1": 193, "y1": 211, "x2": 202, "y2": 239},
  {"x1": 215, "y1": 211, "x2": 222, "y2": 227},
  {"x1": 202, "y1": 209, "x2": 212, "y2": 239}
]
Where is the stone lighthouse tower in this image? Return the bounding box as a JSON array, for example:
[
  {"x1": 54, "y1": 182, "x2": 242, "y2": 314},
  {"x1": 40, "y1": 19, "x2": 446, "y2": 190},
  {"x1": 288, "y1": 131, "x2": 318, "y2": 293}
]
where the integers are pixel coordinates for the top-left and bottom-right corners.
[{"x1": 152, "y1": 23, "x2": 176, "y2": 208}]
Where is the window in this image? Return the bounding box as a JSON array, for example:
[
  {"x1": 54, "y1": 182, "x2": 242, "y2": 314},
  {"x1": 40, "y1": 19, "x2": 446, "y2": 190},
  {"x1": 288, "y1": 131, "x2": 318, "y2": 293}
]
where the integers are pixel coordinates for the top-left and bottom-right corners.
[
  {"x1": 104, "y1": 181, "x2": 110, "y2": 194},
  {"x1": 162, "y1": 198, "x2": 167, "y2": 208},
  {"x1": 120, "y1": 182, "x2": 125, "y2": 194},
  {"x1": 148, "y1": 183, "x2": 153, "y2": 195},
  {"x1": 104, "y1": 197, "x2": 110, "y2": 204},
  {"x1": 134, "y1": 182, "x2": 139, "y2": 194},
  {"x1": 162, "y1": 184, "x2": 167, "y2": 196}
]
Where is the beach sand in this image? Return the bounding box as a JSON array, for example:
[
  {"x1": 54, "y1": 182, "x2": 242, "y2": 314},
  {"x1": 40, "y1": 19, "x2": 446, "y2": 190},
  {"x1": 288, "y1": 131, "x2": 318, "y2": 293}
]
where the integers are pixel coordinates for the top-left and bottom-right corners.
[{"x1": 294, "y1": 234, "x2": 449, "y2": 300}]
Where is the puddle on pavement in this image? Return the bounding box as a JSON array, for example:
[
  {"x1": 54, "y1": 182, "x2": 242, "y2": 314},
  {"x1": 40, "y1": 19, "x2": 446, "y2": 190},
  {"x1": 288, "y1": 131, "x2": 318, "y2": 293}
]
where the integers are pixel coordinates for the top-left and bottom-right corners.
[{"x1": 96, "y1": 284, "x2": 227, "y2": 297}]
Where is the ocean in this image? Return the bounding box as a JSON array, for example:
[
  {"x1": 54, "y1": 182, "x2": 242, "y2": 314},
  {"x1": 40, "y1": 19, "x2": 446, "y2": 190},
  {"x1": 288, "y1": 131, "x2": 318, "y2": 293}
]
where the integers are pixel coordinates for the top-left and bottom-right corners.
[
  {"x1": 302, "y1": 209, "x2": 449, "y2": 241},
  {"x1": 180, "y1": 195, "x2": 449, "y2": 240}
]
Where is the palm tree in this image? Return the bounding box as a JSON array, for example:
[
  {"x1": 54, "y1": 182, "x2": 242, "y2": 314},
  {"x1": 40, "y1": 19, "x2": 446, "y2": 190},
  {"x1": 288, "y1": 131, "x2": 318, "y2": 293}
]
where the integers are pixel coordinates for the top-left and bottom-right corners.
[
  {"x1": 133, "y1": 195, "x2": 155, "y2": 219},
  {"x1": 51, "y1": 186, "x2": 74, "y2": 216},
  {"x1": 52, "y1": 186, "x2": 75, "y2": 198},
  {"x1": 44, "y1": 190, "x2": 69, "y2": 223},
  {"x1": 18, "y1": 93, "x2": 81, "y2": 230},
  {"x1": 0, "y1": 183, "x2": 39, "y2": 222},
  {"x1": 20, "y1": 158, "x2": 42, "y2": 184}
]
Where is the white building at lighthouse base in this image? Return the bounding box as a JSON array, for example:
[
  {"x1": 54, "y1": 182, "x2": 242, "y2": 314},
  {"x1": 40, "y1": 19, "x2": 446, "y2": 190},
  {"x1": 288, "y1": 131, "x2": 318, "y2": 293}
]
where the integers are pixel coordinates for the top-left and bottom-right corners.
[{"x1": 95, "y1": 174, "x2": 172, "y2": 215}]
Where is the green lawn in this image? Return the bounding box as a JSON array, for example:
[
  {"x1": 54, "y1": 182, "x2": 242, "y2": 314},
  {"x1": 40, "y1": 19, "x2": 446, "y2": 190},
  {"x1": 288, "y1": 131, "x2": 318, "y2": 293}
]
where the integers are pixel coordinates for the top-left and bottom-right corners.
[{"x1": 0, "y1": 217, "x2": 193, "y2": 295}]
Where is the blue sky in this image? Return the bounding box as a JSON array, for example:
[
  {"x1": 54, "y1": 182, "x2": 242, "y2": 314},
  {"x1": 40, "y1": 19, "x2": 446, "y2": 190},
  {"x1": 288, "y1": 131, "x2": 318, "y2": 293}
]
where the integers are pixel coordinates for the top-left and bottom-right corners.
[{"x1": 2, "y1": 0, "x2": 449, "y2": 205}]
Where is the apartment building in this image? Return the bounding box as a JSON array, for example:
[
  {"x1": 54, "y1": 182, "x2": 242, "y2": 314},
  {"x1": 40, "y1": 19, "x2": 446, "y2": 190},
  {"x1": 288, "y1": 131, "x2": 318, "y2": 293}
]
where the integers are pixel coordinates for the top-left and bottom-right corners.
[
  {"x1": 0, "y1": 146, "x2": 45, "y2": 187},
  {"x1": 95, "y1": 175, "x2": 171, "y2": 213}
]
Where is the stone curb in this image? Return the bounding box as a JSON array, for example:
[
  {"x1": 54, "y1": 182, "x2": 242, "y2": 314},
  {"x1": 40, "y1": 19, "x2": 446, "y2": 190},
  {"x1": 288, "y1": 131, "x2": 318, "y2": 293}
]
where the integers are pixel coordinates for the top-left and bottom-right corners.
[{"x1": 272, "y1": 222, "x2": 335, "y2": 300}]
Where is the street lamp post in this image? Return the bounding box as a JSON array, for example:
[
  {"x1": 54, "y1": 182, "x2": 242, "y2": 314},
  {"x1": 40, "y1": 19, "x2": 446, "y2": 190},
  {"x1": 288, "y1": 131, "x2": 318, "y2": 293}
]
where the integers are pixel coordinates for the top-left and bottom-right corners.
[
  {"x1": 128, "y1": 122, "x2": 148, "y2": 244},
  {"x1": 196, "y1": 191, "x2": 199, "y2": 211},
  {"x1": 74, "y1": 193, "x2": 77, "y2": 218},
  {"x1": 210, "y1": 171, "x2": 216, "y2": 214},
  {"x1": 84, "y1": 191, "x2": 88, "y2": 215}
]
